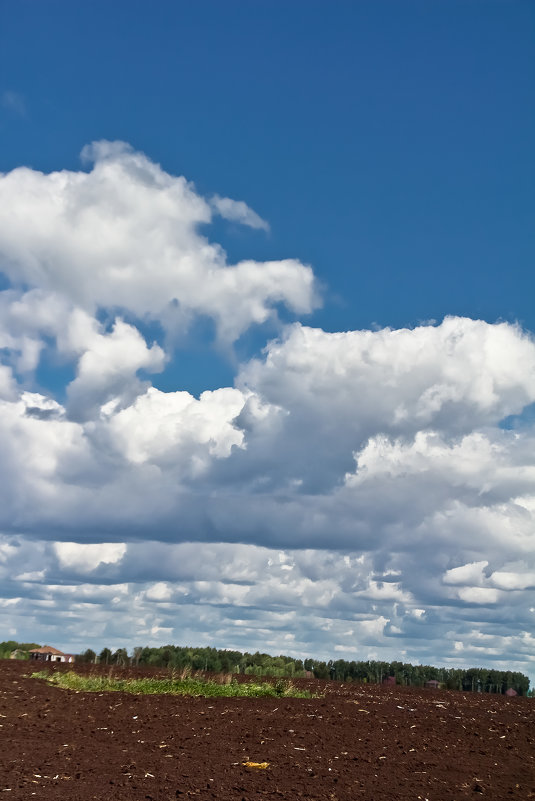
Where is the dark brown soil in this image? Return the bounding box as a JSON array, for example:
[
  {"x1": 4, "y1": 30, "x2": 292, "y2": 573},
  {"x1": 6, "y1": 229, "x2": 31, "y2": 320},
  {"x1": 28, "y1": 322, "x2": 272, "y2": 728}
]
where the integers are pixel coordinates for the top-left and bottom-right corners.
[{"x1": 1, "y1": 660, "x2": 533, "y2": 800}]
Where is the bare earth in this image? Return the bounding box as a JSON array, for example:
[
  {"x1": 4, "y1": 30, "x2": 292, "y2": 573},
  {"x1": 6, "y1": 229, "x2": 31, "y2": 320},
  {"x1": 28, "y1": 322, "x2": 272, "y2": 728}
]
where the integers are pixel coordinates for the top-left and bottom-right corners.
[{"x1": 1, "y1": 660, "x2": 533, "y2": 800}]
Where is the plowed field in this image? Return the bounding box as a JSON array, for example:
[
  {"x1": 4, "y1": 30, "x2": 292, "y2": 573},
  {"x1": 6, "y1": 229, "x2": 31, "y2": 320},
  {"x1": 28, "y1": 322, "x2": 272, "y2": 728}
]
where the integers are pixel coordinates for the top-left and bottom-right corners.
[{"x1": 1, "y1": 660, "x2": 533, "y2": 800}]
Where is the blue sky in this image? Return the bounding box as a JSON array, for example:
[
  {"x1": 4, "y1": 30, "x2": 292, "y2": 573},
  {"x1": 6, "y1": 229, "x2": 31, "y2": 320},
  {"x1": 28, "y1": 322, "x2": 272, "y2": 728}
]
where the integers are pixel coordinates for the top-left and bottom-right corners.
[
  {"x1": 3, "y1": 1, "x2": 534, "y2": 334},
  {"x1": 0, "y1": 1, "x2": 534, "y2": 682}
]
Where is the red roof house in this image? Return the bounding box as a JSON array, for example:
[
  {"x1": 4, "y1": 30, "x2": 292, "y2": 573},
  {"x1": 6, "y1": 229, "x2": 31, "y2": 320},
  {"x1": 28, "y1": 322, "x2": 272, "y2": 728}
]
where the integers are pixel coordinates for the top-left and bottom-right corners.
[{"x1": 28, "y1": 646, "x2": 74, "y2": 663}]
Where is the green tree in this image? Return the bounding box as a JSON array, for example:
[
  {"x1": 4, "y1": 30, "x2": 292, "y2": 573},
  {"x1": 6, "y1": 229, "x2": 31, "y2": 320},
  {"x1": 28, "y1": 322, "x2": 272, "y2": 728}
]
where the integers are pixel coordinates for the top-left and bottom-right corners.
[
  {"x1": 113, "y1": 648, "x2": 128, "y2": 666},
  {"x1": 79, "y1": 648, "x2": 96, "y2": 664},
  {"x1": 99, "y1": 647, "x2": 112, "y2": 665}
]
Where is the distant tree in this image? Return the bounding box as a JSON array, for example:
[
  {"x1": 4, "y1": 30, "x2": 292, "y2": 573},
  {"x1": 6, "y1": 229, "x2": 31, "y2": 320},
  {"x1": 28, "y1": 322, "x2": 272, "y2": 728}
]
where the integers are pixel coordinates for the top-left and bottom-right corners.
[
  {"x1": 112, "y1": 648, "x2": 128, "y2": 666},
  {"x1": 99, "y1": 648, "x2": 112, "y2": 665},
  {"x1": 313, "y1": 661, "x2": 329, "y2": 680},
  {"x1": 0, "y1": 641, "x2": 40, "y2": 660},
  {"x1": 79, "y1": 648, "x2": 96, "y2": 664}
]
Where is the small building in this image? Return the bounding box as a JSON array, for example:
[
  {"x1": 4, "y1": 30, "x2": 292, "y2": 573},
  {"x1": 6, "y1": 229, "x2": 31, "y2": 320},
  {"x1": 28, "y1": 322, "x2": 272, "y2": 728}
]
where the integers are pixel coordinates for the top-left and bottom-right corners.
[
  {"x1": 28, "y1": 646, "x2": 74, "y2": 664},
  {"x1": 425, "y1": 679, "x2": 440, "y2": 689},
  {"x1": 505, "y1": 688, "x2": 517, "y2": 697}
]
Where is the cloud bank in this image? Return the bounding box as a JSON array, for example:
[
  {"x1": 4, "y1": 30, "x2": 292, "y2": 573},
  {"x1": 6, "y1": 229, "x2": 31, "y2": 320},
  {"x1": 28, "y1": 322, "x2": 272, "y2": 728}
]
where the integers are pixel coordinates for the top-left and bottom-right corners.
[{"x1": 0, "y1": 143, "x2": 533, "y2": 681}]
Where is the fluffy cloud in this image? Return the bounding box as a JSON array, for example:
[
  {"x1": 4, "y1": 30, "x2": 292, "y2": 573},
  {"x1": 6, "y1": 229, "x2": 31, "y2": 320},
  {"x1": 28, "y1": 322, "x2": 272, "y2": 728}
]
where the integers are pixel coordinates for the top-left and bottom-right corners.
[
  {"x1": 0, "y1": 141, "x2": 317, "y2": 345},
  {"x1": 0, "y1": 144, "x2": 534, "y2": 682},
  {"x1": 0, "y1": 364, "x2": 16, "y2": 399},
  {"x1": 443, "y1": 561, "x2": 489, "y2": 586},
  {"x1": 211, "y1": 194, "x2": 269, "y2": 231},
  {"x1": 490, "y1": 567, "x2": 535, "y2": 590},
  {"x1": 54, "y1": 542, "x2": 127, "y2": 572},
  {"x1": 0, "y1": 319, "x2": 534, "y2": 590},
  {"x1": 239, "y1": 318, "x2": 535, "y2": 435},
  {"x1": 0, "y1": 535, "x2": 533, "y2": 679},
  {"x1": 67, "y1": 316, "x2": 165, "y2": 420},
  {"x1": 103, "y1": 386, "x2": 246, "y2": 470}
]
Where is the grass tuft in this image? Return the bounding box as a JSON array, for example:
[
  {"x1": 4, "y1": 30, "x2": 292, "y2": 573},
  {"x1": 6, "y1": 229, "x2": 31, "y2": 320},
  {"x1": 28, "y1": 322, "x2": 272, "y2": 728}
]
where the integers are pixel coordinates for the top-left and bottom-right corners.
[{"x1": 31, "y1": 670, "x2": 316, "y2": 699}]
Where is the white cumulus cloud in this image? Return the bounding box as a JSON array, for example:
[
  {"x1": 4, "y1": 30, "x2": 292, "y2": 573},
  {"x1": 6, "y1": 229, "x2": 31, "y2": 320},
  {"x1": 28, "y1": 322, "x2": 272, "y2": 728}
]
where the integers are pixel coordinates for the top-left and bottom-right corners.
[
  {"x1": 211, "y1": 194, "x2": 269, "y2": 231},
  {"x1": 0, "y1": 141, "x2": 317, "y2": 344},
  {"x1": 0, "y1": 144, "x2": 534, "y2": 683}
]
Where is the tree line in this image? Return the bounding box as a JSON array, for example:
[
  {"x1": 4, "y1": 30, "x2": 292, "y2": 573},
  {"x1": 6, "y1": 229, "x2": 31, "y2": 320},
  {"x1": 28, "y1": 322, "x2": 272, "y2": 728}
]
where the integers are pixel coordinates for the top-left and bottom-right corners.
[
  {"x1": 0, "y1": 640, "x2": 40, "y2": 660},
  {"x1": 2, "y1": 639, "x2": 530, "y2": 695},
  {"x1": 76, "y1": 644, "x2": 530, "y2": 696}
]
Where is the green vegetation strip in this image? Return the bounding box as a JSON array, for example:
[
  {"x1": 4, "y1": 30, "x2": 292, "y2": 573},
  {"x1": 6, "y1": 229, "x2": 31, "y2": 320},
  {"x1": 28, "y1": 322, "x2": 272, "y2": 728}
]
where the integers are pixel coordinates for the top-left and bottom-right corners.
[{"x1": 31, "y1": 670, "x2": 315, "y2": 698}]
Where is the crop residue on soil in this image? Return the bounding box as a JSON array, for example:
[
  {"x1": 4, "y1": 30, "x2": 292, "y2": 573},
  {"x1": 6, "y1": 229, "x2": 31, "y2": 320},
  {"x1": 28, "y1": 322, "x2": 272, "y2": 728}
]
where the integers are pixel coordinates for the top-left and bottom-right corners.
[{"x1": 1, "y1": 660, "x2": 534, "y2": 800}]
